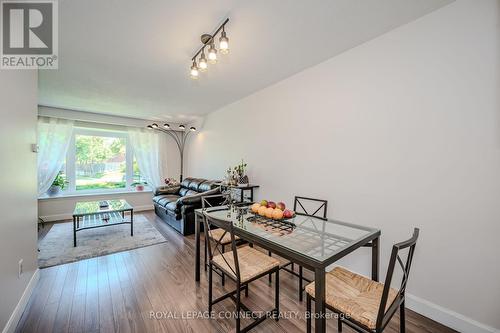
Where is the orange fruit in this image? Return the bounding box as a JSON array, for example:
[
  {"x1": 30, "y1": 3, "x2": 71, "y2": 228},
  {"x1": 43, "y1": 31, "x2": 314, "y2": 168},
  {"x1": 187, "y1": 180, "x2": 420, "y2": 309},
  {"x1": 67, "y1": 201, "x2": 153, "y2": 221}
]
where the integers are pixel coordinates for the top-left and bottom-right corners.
[
  {"x1": 265, "y1": 207, "x2": 275, "y2": 218},
  {"x1": 251, "y1": 203, "x2": 261, "y2": 213},
  {"x1": 272, "y1": 209, "x2": 284, "y2": 220},
  {"x1": 258, "y1": 206, "x2": 268, "y2": 216}
]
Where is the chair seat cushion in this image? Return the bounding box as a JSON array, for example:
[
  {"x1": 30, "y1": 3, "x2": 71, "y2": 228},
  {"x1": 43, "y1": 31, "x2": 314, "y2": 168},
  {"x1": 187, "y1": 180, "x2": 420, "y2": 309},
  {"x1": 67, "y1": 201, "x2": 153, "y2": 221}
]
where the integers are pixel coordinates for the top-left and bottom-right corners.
[
  {"x1": 305, "y1": 267, "x2": 398, "y2": 330},
  {"x1": 153, "y1": 194, "x2": 181, "y2": 208},
  {"x1": 211, "y1": 246, "x2": 280, "y2": 283},
  {"x1": 208, "y1": 228, "x2": 240, "y2": 245}
]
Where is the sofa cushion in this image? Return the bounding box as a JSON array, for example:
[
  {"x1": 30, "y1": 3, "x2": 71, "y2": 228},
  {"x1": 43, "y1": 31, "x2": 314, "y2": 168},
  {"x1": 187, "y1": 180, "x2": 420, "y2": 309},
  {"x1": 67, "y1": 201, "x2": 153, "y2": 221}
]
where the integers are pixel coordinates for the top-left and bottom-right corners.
[
  {"x1": 198, "y1": 180, "x2": 219, "y2": 192},
  {"x1": 153, "y1": 194, "x2": 180, "y2": 207},
  {"x1": 180, "y1": 178, "x2": 194, "y2": 189},
  {"x1": 179, "y1": 188, "x2": 198, "y2": 196},
  {"x1": 187, "y1": 178, "x2": 204, "y2": 191},
  {"x1": 165, "y1": 201, "x2": 178, "y2": 212}
]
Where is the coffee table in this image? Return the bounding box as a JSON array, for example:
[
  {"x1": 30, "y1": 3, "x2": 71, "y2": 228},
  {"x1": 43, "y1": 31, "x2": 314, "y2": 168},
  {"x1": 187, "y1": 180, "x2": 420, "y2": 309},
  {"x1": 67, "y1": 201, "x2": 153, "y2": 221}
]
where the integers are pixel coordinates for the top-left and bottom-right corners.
[{"x1": 72, "y1": 199, "x2": 134, "y2": 247}]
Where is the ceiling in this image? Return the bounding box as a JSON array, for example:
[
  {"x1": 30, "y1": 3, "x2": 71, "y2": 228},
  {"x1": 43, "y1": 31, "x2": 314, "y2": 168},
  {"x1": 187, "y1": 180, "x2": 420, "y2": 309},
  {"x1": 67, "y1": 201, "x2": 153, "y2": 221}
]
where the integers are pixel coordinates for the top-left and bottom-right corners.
[{"x1": 39, "y1": 0, "x2": 453, "y2": 123}]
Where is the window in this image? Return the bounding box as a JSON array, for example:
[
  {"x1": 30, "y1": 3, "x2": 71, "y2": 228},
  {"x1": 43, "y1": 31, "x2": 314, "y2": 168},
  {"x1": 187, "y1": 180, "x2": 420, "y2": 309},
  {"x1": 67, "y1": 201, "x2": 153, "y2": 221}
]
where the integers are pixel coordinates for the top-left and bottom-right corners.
[{"x1": 62, "y1": 127, "x2": 146, "y2": 194}]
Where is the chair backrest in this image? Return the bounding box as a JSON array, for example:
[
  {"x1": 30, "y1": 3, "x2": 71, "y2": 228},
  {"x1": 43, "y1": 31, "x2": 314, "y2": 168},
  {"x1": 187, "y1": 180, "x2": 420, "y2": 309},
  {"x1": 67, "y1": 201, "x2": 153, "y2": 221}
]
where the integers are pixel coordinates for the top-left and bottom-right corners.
[
  {"x1": 376, "y1": 228, "x2": 420, "y2": 330},
  {"x1": 202, "y1": 212, "x2": 241, "y2": 282},
  {"x1": 293, "y1": 196, "x2": 328, "y2": 220}
]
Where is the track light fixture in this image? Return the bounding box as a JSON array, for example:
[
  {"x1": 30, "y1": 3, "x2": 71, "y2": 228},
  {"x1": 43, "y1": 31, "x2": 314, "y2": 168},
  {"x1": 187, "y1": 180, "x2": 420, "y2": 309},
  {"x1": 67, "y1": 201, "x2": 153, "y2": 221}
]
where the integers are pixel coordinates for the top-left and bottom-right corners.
[
  {"x1": 163, "y1": 123, "x2": 170, "y2": 129},
  {"x1": 178, "y1": 124, "x2": 186, "y2": 130},
  {"x1": 190, "y1": 60, "x2": 199, "y2": 79},
  {"x1": 190, "y1": 18, "x2": 229, "y2": 79}
]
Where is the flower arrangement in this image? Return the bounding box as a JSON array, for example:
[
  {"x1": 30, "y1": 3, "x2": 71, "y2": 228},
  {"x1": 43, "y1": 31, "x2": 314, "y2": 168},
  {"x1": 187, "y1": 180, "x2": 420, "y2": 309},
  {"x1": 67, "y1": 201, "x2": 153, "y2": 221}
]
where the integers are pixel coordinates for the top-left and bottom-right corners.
[{"x1": 224, "y1": 159, "x2": 249, "y2": 186}]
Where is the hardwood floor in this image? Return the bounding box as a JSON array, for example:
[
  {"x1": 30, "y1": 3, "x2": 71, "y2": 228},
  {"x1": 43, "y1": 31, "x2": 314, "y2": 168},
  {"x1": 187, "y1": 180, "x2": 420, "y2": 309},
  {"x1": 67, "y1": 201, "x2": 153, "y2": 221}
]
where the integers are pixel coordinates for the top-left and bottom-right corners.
[{"x1": 20, "y1": 212, "x2": 457, "y2": 333}]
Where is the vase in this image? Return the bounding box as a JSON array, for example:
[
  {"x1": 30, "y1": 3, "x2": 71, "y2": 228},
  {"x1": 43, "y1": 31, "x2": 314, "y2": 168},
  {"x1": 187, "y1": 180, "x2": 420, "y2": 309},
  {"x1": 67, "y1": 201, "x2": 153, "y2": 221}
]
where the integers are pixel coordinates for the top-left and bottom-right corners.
[
  {"x1": 47, "y1": 185, "x2": 61, "y2": 196},
  {"x1": 238, "y1": 175, "x2": 249, "y2": 186}
]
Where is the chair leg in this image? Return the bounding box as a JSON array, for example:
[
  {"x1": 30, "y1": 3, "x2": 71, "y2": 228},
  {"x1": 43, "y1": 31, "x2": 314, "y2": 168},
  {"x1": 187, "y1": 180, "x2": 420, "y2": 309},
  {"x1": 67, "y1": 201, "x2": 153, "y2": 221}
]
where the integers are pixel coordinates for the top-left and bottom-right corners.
[
  {"x1": 221, "y1": 245, "x2": 225, "y2": 286},
  {"x1": 400, "y1": 300, "x2": 406, "y2": 333},
  {"x1": 291, "y1": 263, "x2": 294, "y2": 271},
  {"x1": 204, "y1": 240, "x2": 207, "y2": 271},
  {"x1": 275, "y1": 268, "x2": 280, "y2": 321},
  {"x1": 236, "y1": 282, "x2": 241, "y2": 333},
  {"x1": 338, "y1": 316, "x2": 343, "y2": 332},
  {"x1": 208, "y1": 264, "x2": 213, "y2": 313},
  {"x1": 245, "y1": 283, "x2": 249, "y2": 297},
  {"x1": 306, "y1": 294, "x2": 312, "y2": 333},
  {"x1": 268, "y1": 251, "x2": 272, "y2": 284},
  {"x1": 299, "y1": 265, "x2": 303, "y2": 302}
]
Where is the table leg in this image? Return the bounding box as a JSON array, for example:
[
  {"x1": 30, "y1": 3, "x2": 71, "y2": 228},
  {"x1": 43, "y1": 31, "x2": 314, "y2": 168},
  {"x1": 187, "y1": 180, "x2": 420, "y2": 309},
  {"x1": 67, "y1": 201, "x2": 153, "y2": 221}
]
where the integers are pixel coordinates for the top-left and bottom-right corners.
[
  {"x1": 195, "y1": 213, "x2": 201, "y2": 282},
  {"x1": 372, "y1": 236, "x2": 379, "y2": 281},
  {"x1": 73, "y1": 216, "x2": 77, "y2": 247},
  {"x1": 130, "y1": 210, "x2": 134, "y2": 236},
  {"x1": 250, "y1": 189, "x2": 254, "y2": 202},
  {"x1": 314, "y1": 267, "x2": 326, "y2": 333}
]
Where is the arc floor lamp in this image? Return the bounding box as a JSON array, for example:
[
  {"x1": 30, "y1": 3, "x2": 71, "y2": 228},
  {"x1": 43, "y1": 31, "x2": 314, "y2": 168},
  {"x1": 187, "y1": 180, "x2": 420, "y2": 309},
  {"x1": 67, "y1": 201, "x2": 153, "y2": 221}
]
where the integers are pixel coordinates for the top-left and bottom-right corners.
[{"x1": 147, "y1": 123, "x2": 196, "y2": 182}]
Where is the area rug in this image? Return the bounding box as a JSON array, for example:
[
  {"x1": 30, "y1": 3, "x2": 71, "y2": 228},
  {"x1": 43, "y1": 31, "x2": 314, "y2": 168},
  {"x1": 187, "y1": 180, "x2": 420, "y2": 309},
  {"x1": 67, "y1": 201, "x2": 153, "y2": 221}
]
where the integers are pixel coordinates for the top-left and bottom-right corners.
[{"x1": 38, "y1": 215, "x2": 166, "y2": 268}]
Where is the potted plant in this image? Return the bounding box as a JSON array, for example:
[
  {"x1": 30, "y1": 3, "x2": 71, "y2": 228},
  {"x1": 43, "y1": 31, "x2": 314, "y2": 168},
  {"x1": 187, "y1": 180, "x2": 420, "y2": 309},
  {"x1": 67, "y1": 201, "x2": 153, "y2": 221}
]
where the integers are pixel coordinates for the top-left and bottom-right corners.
[
  {"x1": 131, "y1": 182, "x2": 146, "y2": 191},
  {"x1": 234, "y1": 159, "x2": 249, "y2": 186},
  {"x1": 47, "y1": 172, "x2": 67, "y2": 196}
]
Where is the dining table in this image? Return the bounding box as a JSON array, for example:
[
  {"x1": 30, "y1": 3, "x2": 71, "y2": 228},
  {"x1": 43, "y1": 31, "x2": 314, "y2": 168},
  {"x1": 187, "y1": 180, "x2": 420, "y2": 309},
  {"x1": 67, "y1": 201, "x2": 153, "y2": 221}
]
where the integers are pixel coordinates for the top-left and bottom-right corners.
[{"x1": 194, "y1": 206, "x2": 381, "y2": 333}]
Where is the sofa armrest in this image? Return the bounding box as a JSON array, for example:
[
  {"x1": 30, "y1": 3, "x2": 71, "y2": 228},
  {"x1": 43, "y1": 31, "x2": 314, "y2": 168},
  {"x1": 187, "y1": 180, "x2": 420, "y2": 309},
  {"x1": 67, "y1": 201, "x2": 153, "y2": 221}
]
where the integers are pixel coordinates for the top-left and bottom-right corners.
[
  {"x1": 177, "y1": 188, "x2": 221, "y2": 206},
  {"x1": 154, "y1": 185, "x2": 181, "y2": 196}
]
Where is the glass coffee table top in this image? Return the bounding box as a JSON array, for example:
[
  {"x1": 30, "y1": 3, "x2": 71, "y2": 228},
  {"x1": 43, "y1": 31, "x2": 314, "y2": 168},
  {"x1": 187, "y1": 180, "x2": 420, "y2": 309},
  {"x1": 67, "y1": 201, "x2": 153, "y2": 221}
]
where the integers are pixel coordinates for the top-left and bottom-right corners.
[{"x1": 73, "y1": 199, "x2": 133, "y2": 216}]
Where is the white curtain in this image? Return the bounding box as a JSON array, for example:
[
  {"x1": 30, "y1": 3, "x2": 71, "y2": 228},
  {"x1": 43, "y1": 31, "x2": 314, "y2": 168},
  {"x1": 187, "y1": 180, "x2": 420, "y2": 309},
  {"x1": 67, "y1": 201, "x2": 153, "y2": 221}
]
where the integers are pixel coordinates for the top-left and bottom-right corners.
[
  {"x1": 127, "y1": 127, "x2": 164, "y2": 188},
  {"x1": 37, "y1": 117, "x2": 74, "y2": 196}
]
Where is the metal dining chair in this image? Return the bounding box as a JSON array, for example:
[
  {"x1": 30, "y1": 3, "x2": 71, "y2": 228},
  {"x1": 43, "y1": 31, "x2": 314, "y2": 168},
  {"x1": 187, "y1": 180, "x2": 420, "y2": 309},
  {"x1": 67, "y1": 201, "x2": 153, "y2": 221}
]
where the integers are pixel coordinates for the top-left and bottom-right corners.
[
  {"x1": 203, "y1": 212, "x2": 281, "y2": 333},
  {"x1": 305, "y1": 228, "x2": 419, "y2": 333},
  {"x1": 268, "y1": 196, "x2": 328, "y2": 301},
  {"x1": 202, "y1": 194, "x2": 248, "y2": 286}
]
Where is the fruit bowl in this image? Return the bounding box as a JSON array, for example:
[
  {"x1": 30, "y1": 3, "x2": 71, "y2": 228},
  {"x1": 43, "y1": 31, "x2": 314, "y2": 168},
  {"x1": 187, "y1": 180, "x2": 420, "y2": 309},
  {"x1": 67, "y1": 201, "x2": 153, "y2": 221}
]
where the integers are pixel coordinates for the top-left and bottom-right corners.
[{"x1": 250, "y1": 200, "x2": 295, "y2": 221}]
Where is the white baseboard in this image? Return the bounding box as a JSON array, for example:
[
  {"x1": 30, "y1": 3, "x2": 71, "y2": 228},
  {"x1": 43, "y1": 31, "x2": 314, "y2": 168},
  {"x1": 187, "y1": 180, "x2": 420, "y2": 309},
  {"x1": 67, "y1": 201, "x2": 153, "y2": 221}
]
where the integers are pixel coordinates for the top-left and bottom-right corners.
[
  {"x1": 40, "y1": 204, "x2": 154, "y2": 222},
  {"x1": 2, "y1": 269, "x2": 40, "y2": 333},
  {"x1": 406, "y1": 293, "x2": 500, "y2": 333}
]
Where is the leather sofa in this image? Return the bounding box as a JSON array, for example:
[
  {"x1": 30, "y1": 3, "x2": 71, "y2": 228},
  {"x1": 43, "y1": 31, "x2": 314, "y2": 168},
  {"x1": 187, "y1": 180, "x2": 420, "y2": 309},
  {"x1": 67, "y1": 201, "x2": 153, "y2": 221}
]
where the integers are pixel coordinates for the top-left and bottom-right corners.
[{"x1": 153, "y1": 177, "x2": 221, "y2": 235}]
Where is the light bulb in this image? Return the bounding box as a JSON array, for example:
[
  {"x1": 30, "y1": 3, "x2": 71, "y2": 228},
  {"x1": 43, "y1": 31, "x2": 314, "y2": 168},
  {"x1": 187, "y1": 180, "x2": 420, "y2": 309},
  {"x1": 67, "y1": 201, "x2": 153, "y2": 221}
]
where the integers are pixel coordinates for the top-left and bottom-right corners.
[
  {"x1": 199, "y1": 52, "x2": 208, "y2": 71},
  {"x1": 163, "y1": 123, "x2": 170, "y2": 129},
  {"x1": 179, "y1": 124, "x2": 186, "y2": 130},
  {"x1": 190, "y1": 127, "x2": 196, "y2": 132},
  {"x1": 190, "y1": 61, "x2": 199, "y2": 79},
  {"x1": 208, "y1": 43, "x2": 217, "y2": 64},
  {"x1": 219, "y1": 31, "x2": 229, "y2": 54},
  {"x1": 151, "y1": 123, "x2": 158, "y2": 129}
]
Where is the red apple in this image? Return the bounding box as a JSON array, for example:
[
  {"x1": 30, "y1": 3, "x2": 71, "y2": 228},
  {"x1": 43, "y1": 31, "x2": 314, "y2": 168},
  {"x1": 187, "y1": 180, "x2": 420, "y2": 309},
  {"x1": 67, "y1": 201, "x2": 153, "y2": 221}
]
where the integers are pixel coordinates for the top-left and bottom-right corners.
[
  {"x1": 283, "y1": 209, "x2": 294, "y2": 218},
  {"x1": 276, "y1": 202, "x2": 286, "y2": 210},
  {"x1": 267, "y1": 201, "x2": 277, "y2": 209}
]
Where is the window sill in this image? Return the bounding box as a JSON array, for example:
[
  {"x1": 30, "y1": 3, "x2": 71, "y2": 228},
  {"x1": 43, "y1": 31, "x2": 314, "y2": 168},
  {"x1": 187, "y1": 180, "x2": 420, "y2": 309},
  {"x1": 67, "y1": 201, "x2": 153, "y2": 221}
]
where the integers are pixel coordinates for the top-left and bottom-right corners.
[{"x1": 38, "y1": 189, "x2": 153, "y2": 201}]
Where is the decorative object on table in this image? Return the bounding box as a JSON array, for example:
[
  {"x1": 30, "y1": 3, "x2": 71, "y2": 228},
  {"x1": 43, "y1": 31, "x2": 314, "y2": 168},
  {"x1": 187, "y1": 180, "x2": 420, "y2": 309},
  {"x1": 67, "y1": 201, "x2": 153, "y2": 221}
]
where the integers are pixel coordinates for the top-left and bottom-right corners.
[
  {"x1": 189, "y1": 18, "x2": 230, "y2": 80},
  {"x1": 131, "y1": 182, "x2": 146, "y2": 191},
  {"x1": 164, "y1": 177, "x2": 179, "y2": 186},
  {"x1": 146, "y1": 123, "x2": 196, "y2": 181},
  {"x1": 47, "y1": 171, "x2": 67, "y2": 196},
  {"x1": 233, "y1": 159, "x2": 249, "y2": 185},
  {"x1": 251, "y1": 199, "x2": 295, "y2": 221}
]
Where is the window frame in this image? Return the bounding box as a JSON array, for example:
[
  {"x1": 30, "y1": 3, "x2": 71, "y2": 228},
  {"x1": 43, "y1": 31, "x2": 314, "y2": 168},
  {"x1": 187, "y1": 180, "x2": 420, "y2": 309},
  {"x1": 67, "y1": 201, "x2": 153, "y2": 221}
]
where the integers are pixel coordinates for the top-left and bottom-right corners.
[{"x1": 64, "y1": 127, "x2": 136, "y2": 195}]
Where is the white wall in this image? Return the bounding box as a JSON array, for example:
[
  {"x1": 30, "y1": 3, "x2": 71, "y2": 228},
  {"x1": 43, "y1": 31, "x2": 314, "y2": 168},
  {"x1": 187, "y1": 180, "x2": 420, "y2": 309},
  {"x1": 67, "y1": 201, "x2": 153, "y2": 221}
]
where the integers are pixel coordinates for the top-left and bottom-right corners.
[
  {"x1": 186, "y1": 0, "x2": 500, "y2": 331},
  {"x1": 0, "y1": 71, "x2": 39, "y2": 331}
]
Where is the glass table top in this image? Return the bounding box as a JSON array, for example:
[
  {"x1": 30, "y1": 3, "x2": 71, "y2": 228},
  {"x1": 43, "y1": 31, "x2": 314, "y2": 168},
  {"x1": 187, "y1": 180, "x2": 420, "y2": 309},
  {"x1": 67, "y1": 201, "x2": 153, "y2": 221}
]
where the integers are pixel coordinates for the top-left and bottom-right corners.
[
  {"x1": 201, "y1": 207, "x2": 379, "y2": 263},
  {"x1": 73, "y1": 199, "x2": 132, "y2": 216}
]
